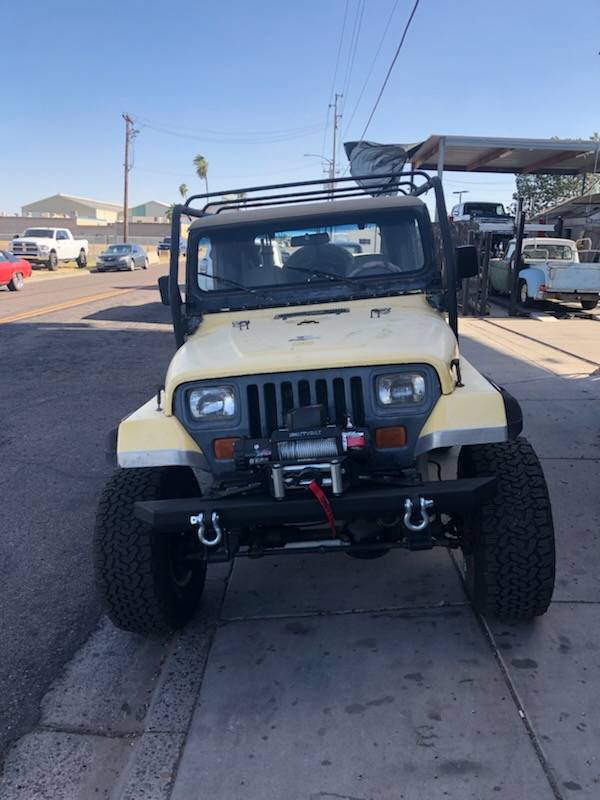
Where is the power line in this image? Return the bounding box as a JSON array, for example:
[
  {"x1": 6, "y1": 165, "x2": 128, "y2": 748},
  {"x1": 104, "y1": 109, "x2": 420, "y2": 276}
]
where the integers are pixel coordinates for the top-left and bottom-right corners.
[
  {"x1": 357, "y1": 0, "x2": 421, "y2": 142},
  {"x1": 341, "y1": 0, "x2": 401, "y2": 140},
  {"x1": 339, "y1": 0, "x2": 366, "y2": 116},
  {"x1": 137, "y1": 119, "x2": 323, "y2": 145},
  {"x1": 137, "y1": 116, "x2": 322, "y2": 139},
  {"x1": 320, "y1": 0, "x2": 350, "y2": 158}
]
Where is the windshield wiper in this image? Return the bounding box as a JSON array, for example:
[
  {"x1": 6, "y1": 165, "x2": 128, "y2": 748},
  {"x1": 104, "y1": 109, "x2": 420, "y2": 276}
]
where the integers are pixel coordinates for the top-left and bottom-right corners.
[
  {"x1": 197, "y1": 271, "x2": 271, "y2": 297},
  {"x1": 282, "y1": 265, "x2": 367, "y2": 290}
]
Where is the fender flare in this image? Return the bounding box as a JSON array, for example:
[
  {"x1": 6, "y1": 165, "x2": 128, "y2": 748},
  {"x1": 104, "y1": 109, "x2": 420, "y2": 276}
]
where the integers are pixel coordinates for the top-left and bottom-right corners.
[
  {"x1": 484, "y1": 376, "x2": 523, "y2": 439},
  {"x1": 519, "y1": 266, "x2": 545, "y2": 296}
]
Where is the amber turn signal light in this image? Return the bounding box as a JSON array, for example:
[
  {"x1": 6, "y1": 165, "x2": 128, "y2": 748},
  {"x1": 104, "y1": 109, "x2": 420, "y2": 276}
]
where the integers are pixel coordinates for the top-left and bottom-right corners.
[
  {"x1": 213, "y1": 438, "x2": 240, "y2": 459},
  {"x1": 375, "y1": 426, "x2": 407, "y2": 449}
]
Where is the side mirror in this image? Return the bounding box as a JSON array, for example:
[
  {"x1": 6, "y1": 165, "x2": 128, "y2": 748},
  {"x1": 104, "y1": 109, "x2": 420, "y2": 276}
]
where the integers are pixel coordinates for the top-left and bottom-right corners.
[
  {"x1": 158, "y1": 275, "x2": 170, "y2": 306},
  {"x1": 455, "y1": 245, "x2": 479, "y2": 281}
]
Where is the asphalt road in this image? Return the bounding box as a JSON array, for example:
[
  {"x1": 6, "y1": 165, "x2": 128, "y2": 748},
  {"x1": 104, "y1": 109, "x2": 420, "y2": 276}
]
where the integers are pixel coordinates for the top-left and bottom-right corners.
[{"x1": 0, "y1": 265, "x2": 173, "y2": 753}]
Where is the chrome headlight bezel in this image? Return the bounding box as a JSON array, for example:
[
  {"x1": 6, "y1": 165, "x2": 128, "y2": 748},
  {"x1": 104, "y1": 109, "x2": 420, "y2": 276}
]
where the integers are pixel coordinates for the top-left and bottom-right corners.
[
  {"x1": 375, "y1": 371, "x2": 427, "y2": 408},
  {"x1": 187, "y1": 385, "x2": 237, "y2": 422}
]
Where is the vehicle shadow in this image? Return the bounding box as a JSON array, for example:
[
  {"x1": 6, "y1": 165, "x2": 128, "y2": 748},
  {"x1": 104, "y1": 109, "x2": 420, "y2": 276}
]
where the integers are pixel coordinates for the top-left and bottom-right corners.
[{"x1": 84, "y1": 302, "x2": 170, "y2": 324}]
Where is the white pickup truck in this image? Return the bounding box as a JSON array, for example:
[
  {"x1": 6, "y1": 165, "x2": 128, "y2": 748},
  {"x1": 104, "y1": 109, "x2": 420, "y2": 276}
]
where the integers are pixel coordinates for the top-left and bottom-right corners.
[{"x1": 12, "y1": 227, "x2": 88, "y2": 271}]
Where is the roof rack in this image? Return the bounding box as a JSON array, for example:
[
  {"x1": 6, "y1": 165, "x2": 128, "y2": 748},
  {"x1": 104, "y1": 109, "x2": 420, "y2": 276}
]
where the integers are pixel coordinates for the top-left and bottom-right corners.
[{"x1": 181, "y1": 170, "x2": 433, "y2": 218}]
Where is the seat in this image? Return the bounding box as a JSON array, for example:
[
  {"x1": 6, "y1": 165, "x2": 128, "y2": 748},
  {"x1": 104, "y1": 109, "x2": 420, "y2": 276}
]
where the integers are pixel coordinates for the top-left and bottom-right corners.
[{"x1": 284, "y1": 243, "x2": 353, "y2": 276}]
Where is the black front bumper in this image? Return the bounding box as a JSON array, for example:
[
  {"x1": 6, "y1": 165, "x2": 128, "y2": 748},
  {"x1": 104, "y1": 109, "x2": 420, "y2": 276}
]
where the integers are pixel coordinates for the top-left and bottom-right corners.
[{"x1": 134, "y1": 477, "x2": 496, "y2": 531}]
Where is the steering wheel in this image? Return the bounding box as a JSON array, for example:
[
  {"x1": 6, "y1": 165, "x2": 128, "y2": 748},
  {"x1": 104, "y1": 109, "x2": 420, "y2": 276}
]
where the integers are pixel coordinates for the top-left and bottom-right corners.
[{"x1": 348, "y1": 259, "x2": 403, "y2": 278}]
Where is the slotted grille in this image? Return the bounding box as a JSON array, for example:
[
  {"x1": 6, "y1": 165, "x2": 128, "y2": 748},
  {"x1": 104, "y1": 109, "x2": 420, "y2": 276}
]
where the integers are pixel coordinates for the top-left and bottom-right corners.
[{"x1": 246, "y1": 371, "x2": 365, "y2": 437}]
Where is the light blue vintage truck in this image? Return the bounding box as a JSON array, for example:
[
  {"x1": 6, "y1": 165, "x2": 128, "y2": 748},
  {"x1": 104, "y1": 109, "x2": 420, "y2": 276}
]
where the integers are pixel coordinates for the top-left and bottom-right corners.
[{"x1": 489, "y1": 237, "x2": 600, "y2": 310}]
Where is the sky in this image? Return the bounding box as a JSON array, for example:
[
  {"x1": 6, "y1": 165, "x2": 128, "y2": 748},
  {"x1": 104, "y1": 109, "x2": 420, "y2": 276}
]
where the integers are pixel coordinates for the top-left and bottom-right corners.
[{"x1": 2, "y1": 0, "x2": 599, "y2": 215}]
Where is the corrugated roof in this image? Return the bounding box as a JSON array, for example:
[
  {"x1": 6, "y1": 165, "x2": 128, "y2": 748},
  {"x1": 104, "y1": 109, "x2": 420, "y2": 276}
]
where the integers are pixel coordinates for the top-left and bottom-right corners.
[
  {"x1": 22, "y1": 193, "x2": 122, "y2": 211},
  {"x1": 403, "y1": 135, "x2": 600, "y2": 175}
]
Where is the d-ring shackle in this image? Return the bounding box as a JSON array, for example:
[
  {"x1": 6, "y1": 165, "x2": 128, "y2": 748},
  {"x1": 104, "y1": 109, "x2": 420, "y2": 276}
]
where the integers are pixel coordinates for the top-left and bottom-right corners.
[
  {"x1": 403, "y1": 498, "x2": 434, "y2": 533},
  {"x1": 189, "y1": 511, "x2": 223, "y2": 547}
]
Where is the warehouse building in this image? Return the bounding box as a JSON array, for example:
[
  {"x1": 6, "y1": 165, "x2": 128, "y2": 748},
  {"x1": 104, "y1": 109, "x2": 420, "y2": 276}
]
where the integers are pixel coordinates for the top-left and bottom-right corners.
[
  {"x1": 129, "y1": 200, "x2": 171, "y2": 222},
  {"x1": 21, "y1": 194, "x2": 122, "y2": 223}
]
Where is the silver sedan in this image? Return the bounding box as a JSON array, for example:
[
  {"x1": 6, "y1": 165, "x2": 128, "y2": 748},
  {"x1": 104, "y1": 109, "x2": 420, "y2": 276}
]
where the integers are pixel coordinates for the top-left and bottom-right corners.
[{"x1": 96, "y1": 243, "x2": 149, "y2": 272}]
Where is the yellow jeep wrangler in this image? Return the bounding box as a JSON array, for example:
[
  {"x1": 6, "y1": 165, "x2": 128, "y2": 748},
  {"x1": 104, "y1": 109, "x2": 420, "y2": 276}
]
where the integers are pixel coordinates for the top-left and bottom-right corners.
[{"x1": 95, "y1": 171, "x2": 555, "y2": 634}]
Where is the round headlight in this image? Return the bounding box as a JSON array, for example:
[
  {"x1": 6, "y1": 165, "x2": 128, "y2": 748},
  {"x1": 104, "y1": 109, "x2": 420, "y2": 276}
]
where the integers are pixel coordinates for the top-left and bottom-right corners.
[
  {"x1": 189, "y1": 386, "x2": 236, "y2": 420},
  {"x1": 376, "y1": 373, "x2": 426, "y2": 406}
]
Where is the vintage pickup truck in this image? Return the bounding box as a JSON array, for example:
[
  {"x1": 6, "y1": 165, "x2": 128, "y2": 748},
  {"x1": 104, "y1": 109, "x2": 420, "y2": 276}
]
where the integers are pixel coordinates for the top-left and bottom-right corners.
[
  {"x1": 488, "y1": 237, "x2": 600, "y2": 310},
  {"x1": 12, "y1": 227, "x2": 88, "y2": 271}
]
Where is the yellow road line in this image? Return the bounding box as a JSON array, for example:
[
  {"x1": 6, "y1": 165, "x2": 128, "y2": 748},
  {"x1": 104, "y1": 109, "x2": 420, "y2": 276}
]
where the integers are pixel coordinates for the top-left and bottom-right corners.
[{"x1": 0, "y1": 288, "x2": 132, "y2": 325}]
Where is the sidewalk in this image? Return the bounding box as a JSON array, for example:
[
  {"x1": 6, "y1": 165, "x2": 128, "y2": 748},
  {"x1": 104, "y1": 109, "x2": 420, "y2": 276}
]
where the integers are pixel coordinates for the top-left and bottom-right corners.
[{"x1": 1, "y1": 312, "x2": 599, "y2": 800}]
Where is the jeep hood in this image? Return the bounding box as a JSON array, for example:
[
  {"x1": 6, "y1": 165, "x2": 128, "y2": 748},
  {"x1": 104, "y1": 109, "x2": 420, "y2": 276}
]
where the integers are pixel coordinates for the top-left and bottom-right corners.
[{"x1": 164, "y1": 295, "x2": 458, "y2": 410}]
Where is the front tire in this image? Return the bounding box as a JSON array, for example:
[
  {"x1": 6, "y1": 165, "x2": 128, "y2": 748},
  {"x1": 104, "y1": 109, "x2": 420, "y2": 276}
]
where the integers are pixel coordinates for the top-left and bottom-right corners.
[
  {"x1": 48, "y1": 251, "x2": 58, "y2": 271},
  {"x1": 94, "y1": 467, "x2": 206, "y2": 634},
  {"x1": 581, "y1": 299, "x2": 598, "y2": 311},
  {"x1": 8, "y1": 272, "x2": 24, "y2": 291},
  {"x1": 143, "y1": 257, "x2": 149, "y2": 270},
  {"x1": 458, "y1": 438, "x2": 555, "y2": 620},
  {"x1": 129, "y1": 258, "x2": 136, "y2": 271}
]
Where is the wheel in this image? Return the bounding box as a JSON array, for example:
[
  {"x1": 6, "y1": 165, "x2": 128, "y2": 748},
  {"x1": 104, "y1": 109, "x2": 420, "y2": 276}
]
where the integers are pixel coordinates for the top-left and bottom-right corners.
[
  {"x1": 94, "y1": 467, "x2": 207, "y2": 634},
  {"x1": 76, "y1": 250, "x2": 87, "y2": 268},
  {"x1": 7, "y1": 272, "x2": 24, "y2": 291},
  {"x1": 457, "y1": 437, "x2": 555, "y2": 620},
  {"x1": 518, "y1": 279, "x2": 533, "y2": 307},
  {"x1": 48, "y1": 251, "x2": 58, "y2": 271},
  {"x1": 143, "y1": 258, "x2": 149, "y2": 270},
  {"x1": 129, "y1": 258, "x2": 136, "y2": 271},
  {"x1": 581, "y1": 299, "x2": 598, "y2": 311}
]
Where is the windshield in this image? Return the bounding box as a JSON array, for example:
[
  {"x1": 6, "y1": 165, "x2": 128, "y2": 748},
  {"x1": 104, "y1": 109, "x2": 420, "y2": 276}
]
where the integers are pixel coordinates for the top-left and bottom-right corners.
[
  {"x1": 105, "y1": 245, "x2": 132, "y2": 254},
  {"x1": 463, "y1": 203, "x2": 507, "y2": 217},
  {"x1": 194, "y1": 214, "x2": 426, "y2": 295},
  {"x1": 22, "y1": 229, "x2": 54, "y2": 238},
  {"x1": 523, "y1": 243, "x2": 575, "y2": 260}
]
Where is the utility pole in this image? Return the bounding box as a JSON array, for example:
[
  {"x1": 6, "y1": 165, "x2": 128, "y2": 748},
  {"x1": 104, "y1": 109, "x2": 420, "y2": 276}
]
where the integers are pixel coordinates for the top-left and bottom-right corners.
[
  {"x1": 122, "y1": 113, "x2": 137, "y2": 243},
  {"x1": 329, "y1": 93, "x2": 343, "y2": 196}
]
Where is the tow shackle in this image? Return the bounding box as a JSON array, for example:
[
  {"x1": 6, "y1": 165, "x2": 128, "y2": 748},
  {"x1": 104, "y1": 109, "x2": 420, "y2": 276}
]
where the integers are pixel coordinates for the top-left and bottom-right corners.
[
  {"x1": 189, "y1": 511, "x2": 224, "y2": 547},
  {"x1": 403, "y1": 497, "x2": 435, "y2": 533}
]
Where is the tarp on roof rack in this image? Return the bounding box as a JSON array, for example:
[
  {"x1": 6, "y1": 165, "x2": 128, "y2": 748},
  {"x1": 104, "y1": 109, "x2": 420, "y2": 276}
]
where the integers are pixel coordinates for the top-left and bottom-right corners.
[{"x1": 344, "y1": 140, "x2": 418, "y2": 195}]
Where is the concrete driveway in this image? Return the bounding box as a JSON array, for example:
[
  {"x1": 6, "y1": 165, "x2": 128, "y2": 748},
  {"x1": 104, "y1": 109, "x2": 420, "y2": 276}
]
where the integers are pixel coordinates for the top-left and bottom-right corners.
[{"x1": 1, "y1": 305, "x2": 599, "y2": 800}]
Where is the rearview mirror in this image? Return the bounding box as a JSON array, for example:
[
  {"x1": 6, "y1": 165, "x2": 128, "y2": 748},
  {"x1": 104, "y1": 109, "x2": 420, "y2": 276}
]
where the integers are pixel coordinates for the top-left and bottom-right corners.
[
  {"x1": 455, "y1": 245, "x2": 479, "y2": 281},
  {"x1": 158, "y1": 275, "x2": 170, "y2": 306}
]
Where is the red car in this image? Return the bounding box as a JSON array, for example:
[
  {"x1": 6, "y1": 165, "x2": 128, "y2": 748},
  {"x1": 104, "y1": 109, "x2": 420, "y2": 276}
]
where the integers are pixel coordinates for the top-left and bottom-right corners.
[{"x1": 0, "y1": 249, "x2": 32, "y2": 291}]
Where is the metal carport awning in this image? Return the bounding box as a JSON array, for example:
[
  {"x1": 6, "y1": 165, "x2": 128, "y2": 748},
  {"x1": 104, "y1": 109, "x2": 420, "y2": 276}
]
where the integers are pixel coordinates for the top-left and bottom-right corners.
[{"x1": 403, "y1": 134, "x2": 600, "y2": 176}]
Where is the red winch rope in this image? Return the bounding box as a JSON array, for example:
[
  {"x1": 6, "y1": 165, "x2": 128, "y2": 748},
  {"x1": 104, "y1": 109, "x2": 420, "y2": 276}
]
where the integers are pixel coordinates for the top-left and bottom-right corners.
[{"x1": 307, "y1": 480, "x2": 337, "y2": 538}]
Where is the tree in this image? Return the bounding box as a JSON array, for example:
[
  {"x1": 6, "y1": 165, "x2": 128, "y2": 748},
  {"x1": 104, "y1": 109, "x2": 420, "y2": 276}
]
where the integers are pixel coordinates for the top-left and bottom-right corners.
[
  {"x1": 193, "y1": 155, "x2": 209, "y2": 195},
  {"x1": 514, "y1": 133, "x2": 600, "y2": 215},
  {"x1": 178, "y1": 183, "x2": 188, "y2": 200}
]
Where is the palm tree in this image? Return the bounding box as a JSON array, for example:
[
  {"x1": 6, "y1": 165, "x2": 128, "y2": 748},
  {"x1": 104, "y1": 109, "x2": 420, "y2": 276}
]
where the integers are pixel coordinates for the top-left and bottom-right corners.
[
  {"x1": 178, "y1": 183, "x2": 188, "y2": 200},
  {"x1": 193, "y1": 155, "x2": 209, "y2": 196}
]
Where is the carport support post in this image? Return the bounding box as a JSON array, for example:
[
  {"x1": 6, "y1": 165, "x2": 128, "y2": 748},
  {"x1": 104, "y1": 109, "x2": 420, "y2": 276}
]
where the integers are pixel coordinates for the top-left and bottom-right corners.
[
  {"x1": 509, "y1": 198, "x2": 525, "y2": 316},
  {"x1": 479, "y1": 232, "x2": 492, "y2": 315},
  {"x1": 434, "y1": 137, "x2": 446, "y2": 223}
]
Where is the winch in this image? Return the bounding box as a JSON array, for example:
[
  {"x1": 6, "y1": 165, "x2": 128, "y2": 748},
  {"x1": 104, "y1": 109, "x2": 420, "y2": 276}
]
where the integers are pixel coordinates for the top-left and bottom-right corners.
[{"x1": 233, "y1": 403, "x2": 369, "y2": 499}]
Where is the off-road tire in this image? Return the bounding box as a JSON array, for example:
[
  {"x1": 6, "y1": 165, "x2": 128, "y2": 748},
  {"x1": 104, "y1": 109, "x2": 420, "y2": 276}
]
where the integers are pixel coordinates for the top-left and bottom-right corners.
[
  {"x1": 581, "y1": 299, "x2": 598, "y2": 311},
  {"x1": 94, "y1": 467, "x2": 206, "y2": 634},
  {"x1": 76, "y1": 249, "x2": 87, "y2": 268},
  {"x1": 458, "y1": 437, "x2": 555, "y2": 620},
  {"x1": 48, "y1": 251, "x2": 58, "y2": 271},
  {"x1": 7, "y1": 272, "x2": 24, "y2": 291}
]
